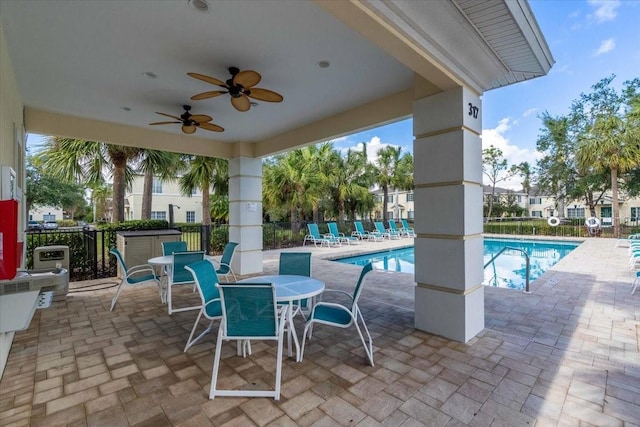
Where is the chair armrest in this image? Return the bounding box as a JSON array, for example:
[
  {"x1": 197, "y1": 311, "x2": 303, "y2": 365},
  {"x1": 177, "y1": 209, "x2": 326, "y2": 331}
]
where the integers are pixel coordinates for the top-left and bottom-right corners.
[
  {"x1": 126, "y1": 264, "x2": 157, "y2": 279},
  {"x1": 203, "y1": 299, "x2": 220, "y2": 310},
  {"x1": 320, "y1": 288, "x2": 354, "y2": 303}
]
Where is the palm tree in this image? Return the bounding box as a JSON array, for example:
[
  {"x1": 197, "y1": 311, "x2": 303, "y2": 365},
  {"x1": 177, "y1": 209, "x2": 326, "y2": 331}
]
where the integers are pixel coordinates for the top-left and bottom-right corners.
[
  {"x1": 90, "y1": 184, "x2": 113, "y2": 222},
  {"x1": 37, "y1": 138, "x2": 142, "y2": 222},
  {"x1": 179, "y1": 156, "x2": 228, "y2": 226},
  {"x1": 373, "y1": 146, "x2": 412, "y2": 222},
  {"x1": 262, "y1": 148, "x2": 322, "y2": 228}
]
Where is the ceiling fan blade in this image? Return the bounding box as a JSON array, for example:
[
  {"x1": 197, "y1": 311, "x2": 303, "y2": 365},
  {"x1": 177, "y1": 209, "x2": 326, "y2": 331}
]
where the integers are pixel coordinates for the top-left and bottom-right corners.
[
  {"x1": 191, "y1": 90, "x2": 227, "y2": 100},
  {"x1": 149, "y1": 121, "x2": 181, "y2": 125},
  {"x1": 231, "y1": 94, "x2": 251, "y2": 112},
  {"x1": 182, "y1": 124, "x2": 197, "y2": 134},
  {"x1": 155, "y1": 112, "x2": 182, "y2": 120},
  {"x1": 199, "y1": 122, "x2": 224, "y2": 132},
  {"x1": 233, "y1": 70, "x2": 261, "y2": 88},
  {"x1": 190, "y1": 114, "x2": 213, "y2": 123},
  {"x1": 247, "y1": 88, "x2": 284, "y2": 103},
  {"x1": 187, "y1": 72, "x2": 227, "y2": 88}
]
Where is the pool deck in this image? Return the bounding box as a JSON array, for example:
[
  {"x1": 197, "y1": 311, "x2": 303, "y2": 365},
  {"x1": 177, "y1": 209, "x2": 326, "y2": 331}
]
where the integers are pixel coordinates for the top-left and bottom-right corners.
[{"x1": 1, "y1": 236, "x2": 639, "y2": 426}]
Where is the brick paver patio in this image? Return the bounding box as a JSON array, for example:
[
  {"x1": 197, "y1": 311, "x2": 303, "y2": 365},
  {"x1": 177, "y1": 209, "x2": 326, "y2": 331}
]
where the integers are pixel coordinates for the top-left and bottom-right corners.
[{"x1": 1, "y1": 237, "x2": 639, "y2": 426}]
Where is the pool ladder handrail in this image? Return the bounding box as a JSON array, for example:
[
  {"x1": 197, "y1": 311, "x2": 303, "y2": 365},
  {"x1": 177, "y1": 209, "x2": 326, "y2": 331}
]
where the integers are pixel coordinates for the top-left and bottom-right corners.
[{"x1": 484, "y1": 246, "x2": 531, "y2": 294}]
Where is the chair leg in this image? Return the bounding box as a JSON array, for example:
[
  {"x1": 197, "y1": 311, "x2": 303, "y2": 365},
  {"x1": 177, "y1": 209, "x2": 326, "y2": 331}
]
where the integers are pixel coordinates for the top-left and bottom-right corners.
[
  {"x1": 632, "y1": 277, "x2": 639, "y2": 295},
  {"x1": 167, "y1": 282, "x2": 173, "y2": 314},
  {"x1": 300, "y1": 321, "x2": 312, "y2": 361},
  {"x1": 184, "y1": 310, "x2": 211, "y2": 352},
  {"x1": 354, "y1": 309, "x2": 375, "y2": 367},
  {"x1": 210, "y1": 324, "x2": 225, "y2": 399},
  {"x1": 109, "y1": 279, "x2": 125, "y2": 311}
]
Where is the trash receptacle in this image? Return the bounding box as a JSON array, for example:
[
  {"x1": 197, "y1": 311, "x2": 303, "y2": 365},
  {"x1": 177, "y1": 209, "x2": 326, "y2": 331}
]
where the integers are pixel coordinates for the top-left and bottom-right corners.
[{"x1": 33, "y1": 245, "x2": 69, "y2": 271}]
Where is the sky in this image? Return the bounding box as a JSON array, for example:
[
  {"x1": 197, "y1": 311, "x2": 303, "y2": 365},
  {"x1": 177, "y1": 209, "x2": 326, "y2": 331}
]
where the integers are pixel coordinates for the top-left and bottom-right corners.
[
  {"x1": 26, "y1": 1, "x2": 640, "y2": 190},
  {"x1": 329, "y1": 0, "x2": 640, "y2": 189}
]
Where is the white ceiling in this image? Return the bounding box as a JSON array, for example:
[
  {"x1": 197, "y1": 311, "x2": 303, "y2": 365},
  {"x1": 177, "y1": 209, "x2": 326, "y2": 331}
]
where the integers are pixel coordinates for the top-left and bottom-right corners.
[
  {"x1": 1, "y1": 0, "x2": 553, "y2": 156},
  {"x1": 1, "y1": 0, "x2": 414, "y2": 144}
]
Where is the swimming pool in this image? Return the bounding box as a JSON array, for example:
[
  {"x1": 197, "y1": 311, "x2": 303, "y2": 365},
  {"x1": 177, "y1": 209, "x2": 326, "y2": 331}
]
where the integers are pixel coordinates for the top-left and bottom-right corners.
[{"x1": 334, "y1": 238, "x2": 580, "y2": 290}]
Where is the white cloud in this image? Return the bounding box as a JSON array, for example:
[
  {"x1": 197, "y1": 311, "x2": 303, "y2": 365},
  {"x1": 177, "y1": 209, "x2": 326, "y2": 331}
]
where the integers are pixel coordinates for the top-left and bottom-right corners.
[
  {"x1": 523, "y1": 108, "x2": 538, "y2": 118},
  {"x1": 348, "y1": 136, "x2": 402, "y2": 165},
  {"x1": 481, "y1": 118, "x2": 542, "y2": 190},
  {"x1": 593, "y1": 38, "x2": 615, "y2": 56},
  {"x1": 587, "y1": 0, "x2": 620, "y2": 23}
]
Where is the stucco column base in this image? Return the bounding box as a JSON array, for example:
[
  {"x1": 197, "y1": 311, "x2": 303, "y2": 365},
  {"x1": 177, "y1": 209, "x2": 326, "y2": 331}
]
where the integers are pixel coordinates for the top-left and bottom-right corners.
[{"x1": 415, "y1": 285, "x2": 484, "y2": 343}]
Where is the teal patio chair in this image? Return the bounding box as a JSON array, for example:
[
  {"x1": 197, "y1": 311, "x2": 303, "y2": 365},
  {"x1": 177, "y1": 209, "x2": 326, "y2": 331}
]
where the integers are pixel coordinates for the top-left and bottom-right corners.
[
  {"x1": 352, "y1": 221, "x2": 382, "y2": 241},
  {"x1": 161, "y1": 241, "x2": 188, "y2": 255},
  {"x1": 109, "y1": 248, "x2": 162, "y2": 311},
  {"x1": 401, "y1": 219, "x2": 416, "y2": 237},
  {"x1": 386, "y1": 220, "x2": 405, "y2": 238},
  {"x1": 210, "y1": 282, "x2": 287, "y2": 400},
  {"x1": 183, "y1": 260, "x2": 222, "y2": 352},
  {"x1": 167, "y1": 251, "x2": 205, "y2": 314},
  {"x1": 279, "y1": 252, "x2": 312, "y2": 319},
  {"x1": 161, "y1": 241, "x2": 189, "y2": 293},
  {"x1": 373, "y1": 221, "x2": 394, "y2": 240},
  {"x1": 300, "y1": 262, "x2": 375, "y2": 366},
  {"x1": 304, "y1": 223, "x2": 340, "y2": 247},
  {"x1": 328, "y1": 222, "x2": 358, "y2": 245},
  {"x1": 213, "y1": 242, "x2": 238, "y2": 282}
]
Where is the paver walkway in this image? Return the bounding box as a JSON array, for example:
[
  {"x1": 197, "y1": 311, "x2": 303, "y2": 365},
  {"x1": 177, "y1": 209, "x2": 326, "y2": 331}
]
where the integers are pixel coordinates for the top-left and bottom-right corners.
[{"x1": 1, "y1": 236, "x2": 638, "y2": 426}]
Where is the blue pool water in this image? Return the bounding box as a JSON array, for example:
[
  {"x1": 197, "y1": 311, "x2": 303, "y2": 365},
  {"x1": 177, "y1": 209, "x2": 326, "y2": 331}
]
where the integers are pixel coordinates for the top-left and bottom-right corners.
[{"x1": 334, "y1": 238, "x2": 580, "y2": 290}]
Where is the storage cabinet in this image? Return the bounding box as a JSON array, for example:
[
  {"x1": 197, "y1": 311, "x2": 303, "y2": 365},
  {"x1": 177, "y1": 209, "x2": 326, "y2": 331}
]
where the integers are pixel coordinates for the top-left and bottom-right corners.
[{"x1": 116, "y1": 230, "x2": 181, "y2": 277}]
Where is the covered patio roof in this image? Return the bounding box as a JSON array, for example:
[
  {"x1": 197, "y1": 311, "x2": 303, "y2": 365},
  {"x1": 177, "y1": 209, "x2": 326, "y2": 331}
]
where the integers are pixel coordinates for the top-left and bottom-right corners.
[{"x1": 1, "y1": 0, "x2": 552, "y2": 157}]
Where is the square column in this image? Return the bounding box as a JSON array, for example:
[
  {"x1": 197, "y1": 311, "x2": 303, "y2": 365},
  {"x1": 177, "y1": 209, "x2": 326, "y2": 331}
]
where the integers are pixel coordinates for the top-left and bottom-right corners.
[
  {"x1": 228, "y1": 157, "x2": 263, "y2": 275},
  {"x1": 413, "y1": 87, "x2": 484, "y2": 342}
]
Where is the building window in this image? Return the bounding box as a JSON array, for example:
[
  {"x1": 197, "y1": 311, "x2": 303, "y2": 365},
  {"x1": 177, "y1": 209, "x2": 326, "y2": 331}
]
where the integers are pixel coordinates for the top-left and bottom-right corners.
[
  {"x1": 408, "y1": 211, "x2": 414, "y2": 219},
  {"x1": 529, "y1": 197, "x2": 541, "y2": 205},
  {"x1": 386, "y1": 195, "x2": 393, "y2": 203},
  {"x1": 407, "y1": 192, "x2": 414, "y2": 202},
  {"x1": 531, "y1": 211, "x2": 542, "y2": 218},
  {"x1": 186, "y1": 211, "x2": 195, "y2": 223},
  {"x1": 43, "y1": 214, "x2": 56, "y2": 221},
  {"x1": 631, "y1": 207, "x2": 640, "y2": 221},
  {"x1": 567, "y1": 208, "x2": 585, "y2": 218},
  {"x1": 517, "y1": 195, "x2": 522, "y2": 203},
  {"x1": 152, "y1": 178, "x2": 163, "y2": 194},
  {"x1": 388, "y1": 212, "x2": 394, "y2": 219},
  {"x1": 151, "y1": 211, "x2": 166, "y2": 220}
]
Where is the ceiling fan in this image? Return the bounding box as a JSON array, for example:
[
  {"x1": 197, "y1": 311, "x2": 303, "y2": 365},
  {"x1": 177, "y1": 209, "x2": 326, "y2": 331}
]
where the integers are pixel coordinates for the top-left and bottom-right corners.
[
  {"x1": 188, "y1": 67, "x2": 284, "y2": 112},
  {"x1": 149, "y1": 105, "x2": 224, "y2": 134}
]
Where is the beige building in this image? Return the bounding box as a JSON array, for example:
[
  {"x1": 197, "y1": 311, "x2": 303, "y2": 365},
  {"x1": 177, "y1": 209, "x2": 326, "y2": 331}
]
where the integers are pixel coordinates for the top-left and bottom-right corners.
[
  {"x1": 124, "y1": 175, "x2": 203, "y2": 223},
  {"x1": 371, "y1": 188, "x2": 415, "y2": 221}
]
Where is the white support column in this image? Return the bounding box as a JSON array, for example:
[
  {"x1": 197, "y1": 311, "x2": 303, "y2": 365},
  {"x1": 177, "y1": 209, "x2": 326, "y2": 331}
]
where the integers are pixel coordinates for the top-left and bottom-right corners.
[
  {"x1": 228, "y1": 156, "x2": 263, "y2": 275},
  {"x1": 413, "y1": 86, "x2": 484, "y2": 342}
]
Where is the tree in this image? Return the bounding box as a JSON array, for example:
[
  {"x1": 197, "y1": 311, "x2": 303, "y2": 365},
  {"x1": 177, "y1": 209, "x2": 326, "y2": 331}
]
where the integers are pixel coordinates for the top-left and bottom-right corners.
[
  {"x1": 179, "y1": 156, "x2": 228, "y2": 226},
  {"x1": 373, "y1": 146, "x2": 412, "y2": 222},
  {"x1": 482, "y1": 145, "x2": 518, "y2": 220},
  {"x1": 25, "y1": 155, "x2": 87, "y2": 219},
  {"x1": 535, "y1": 112, "x2": 609, "y2": 219},
  {"x1": 327, "y1": 147, "x2": 371, "y2": 222},
  {"x1": 262, "y1": 148, "x2": 322, "y2": 228},
  {"x1": 575, "y1": 76, "x2": 640, "y2": 237},
  {"x1": 37, "y1": 138, "x2": 143, "y2": 222}
]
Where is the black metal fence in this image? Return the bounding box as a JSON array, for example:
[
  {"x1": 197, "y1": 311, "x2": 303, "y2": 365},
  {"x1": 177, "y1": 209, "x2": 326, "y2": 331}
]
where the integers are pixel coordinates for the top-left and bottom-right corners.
[{"x1": 32, "y1": 218, "x2": 634, "y2": 282}]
